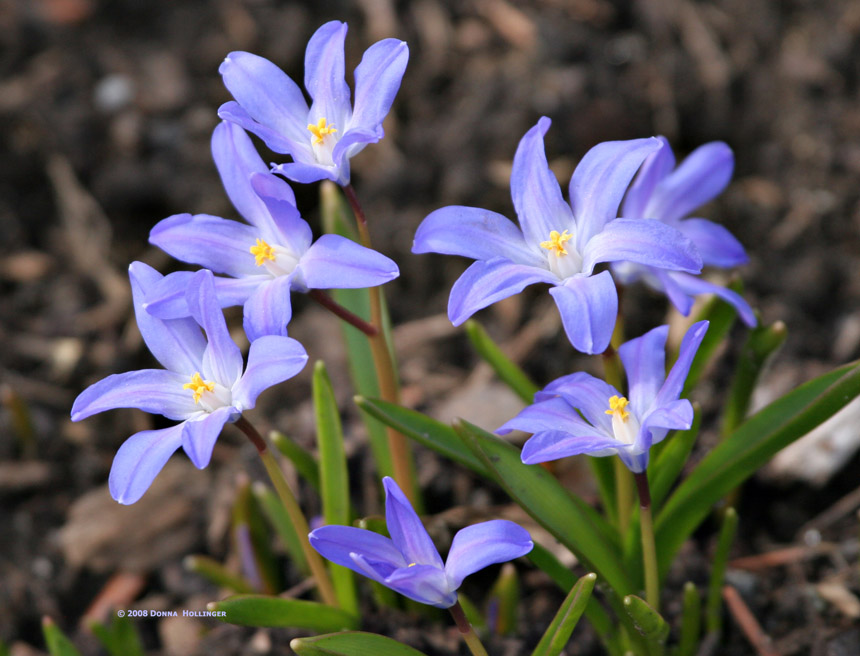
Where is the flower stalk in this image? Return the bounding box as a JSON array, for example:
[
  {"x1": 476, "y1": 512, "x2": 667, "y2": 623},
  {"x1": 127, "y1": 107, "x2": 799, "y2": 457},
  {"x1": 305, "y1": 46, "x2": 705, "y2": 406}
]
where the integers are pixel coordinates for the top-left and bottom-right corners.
[
  {"x1": 308, "y1": 289, "x2": 378, "y2": 336},
  {"x1": 449, "y1": 600, "x2": 490, "y2": 656},
  {"x1": 234, "y1": 417, "x2": 338, "y2": 607},
  {"x1": 602, "y1": 343, "x2": 634, "y2": 534},
  {"x1": 634, "y1": 471, "x2": 659, "y2": 611},
  {"x1": 343, "y1": 184, "x2": 419, "y2": 506}
]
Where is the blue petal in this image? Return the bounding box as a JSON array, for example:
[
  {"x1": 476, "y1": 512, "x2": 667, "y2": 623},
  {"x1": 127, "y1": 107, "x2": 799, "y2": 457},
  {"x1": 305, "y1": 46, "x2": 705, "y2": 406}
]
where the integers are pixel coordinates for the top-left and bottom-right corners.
[
  {"x1": 549, "y1": 271, "x2": 618, "y2": 354},
  {"x1": 521, "y1": 430, "x2": 621, "y2": 465},
  {"x1": 242, "y1": 275, "x2": 294, "y2": 341},
  {"x1": 582, "y1": 219, "x2": 702, "y2": 275},
  {"x1": 412, "y1": 206, "x2": 543, "y2": 266},
  {"x1": 652, "y1": 269, "x2": 696, "y2": 316},
  {"x1": 570, "y1": 137, "x2": 661, "y2": 251},
  {"x1": 622, "y1": 136, "x2": 676, "y2": 219},
  {"x1": 677, "y1": 218, "x2": 748, "y2": 268},
  {"x1": 647, "y1": 141, "x2": 734, "y2": 223},
  {"x1": 250, "y1": 173, "x2": 312, "y2": 256},
  {"x1": 539, "y1": 371, "x2": 618, "y2": 434},
  {"x1": 655, "y1": 320, "x2": 709, "y2": 408},
  {"x1": 232, "y1": 336, "x2": 308, "y2": 410},
  {"x1": 71, "y1": 369, "x2": 197, "y2": 422},
  {"x1": 349, "y1": 38, "x2": 409, "y2": 139},
  {"x1": 383, "y1": 477, "x2": 444, "y2": 569},
  {"x1": 219, "y1": 52, "x2": 311, "y2": 157},
  {"x1": 129, "y1": 262, "x2": 205, "y2": 373},
  {"x1": 309, "y1": 525, "x2": 406, "y2": 575},
  {"x1": 617, "y1": 325, "x2": 669, "y2": 417},
  {"x1": 273, "y1": 160, "x2": 341, "y2": 185},
  {"x1": 642, "y1": 398, "x2": 694, "y2": 437},
  {"x1": 384, "y1": 564, "x2": 456, "y2": 608},
  {"x1": 510, "y1": 117, "x2": 576, "y2": 247},
  {"x1": 109, "y1": 424, "x2": 184, "y2": 505},
  {"x1": 181, "y1": 406, "x2": 235, "y2": 469},
  {"x1": 149, "y1": 213, "x2": 262, "y2": 278},
  {"x1": 298, "y1": 234, "x2": 399, "y2": 289},
  {"x1": 497, "y1": 396, "x2": 593, "y2": 436},
  {"x1": 445, "y1": 520, "x2": 533, "y2": 589},
  {"x1": 185, "y1": 270, "x2": 244, "y2": 387},
  {"x1": 144, "y1": 271, "x2": 264, "y2": 320},
  {"x1": 448, "y1": 259, "x2": 557, "y2": 326},
  {"x1": 304, "y1": 22, "x2": 352, "y2": 129},
  {"x1": 668, "y1": 272, "x2": 757, "y2": 327}
]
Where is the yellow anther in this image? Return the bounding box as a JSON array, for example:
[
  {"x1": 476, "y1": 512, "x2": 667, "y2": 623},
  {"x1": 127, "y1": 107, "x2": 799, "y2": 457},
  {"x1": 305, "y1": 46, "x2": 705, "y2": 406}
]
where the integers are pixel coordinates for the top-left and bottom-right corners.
[
  {"x1": 605, "y1": 395, "x2": 630, "y2": 421},
  {"x1": 407, "y1": 562, "x2": 417, "y2": 568},
  {"x1": 307, "y1": 117, "x2": 337, "y2": 145},
  {"x1": 183, "y1": 372, "x2": 216, "y2": 404},
  {"x1": 540, "y1": 230, "x2": 573, "y2": 256},
  {"x1": 250, "y1": 238, "x2": 275, "y2": 266}
]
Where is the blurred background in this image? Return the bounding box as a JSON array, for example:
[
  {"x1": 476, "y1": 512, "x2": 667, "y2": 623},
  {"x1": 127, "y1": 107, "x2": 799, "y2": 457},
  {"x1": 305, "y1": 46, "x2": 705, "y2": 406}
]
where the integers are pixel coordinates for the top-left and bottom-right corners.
[{"x1": 2, "y1": 0, "x2": 860, "y2": 653}]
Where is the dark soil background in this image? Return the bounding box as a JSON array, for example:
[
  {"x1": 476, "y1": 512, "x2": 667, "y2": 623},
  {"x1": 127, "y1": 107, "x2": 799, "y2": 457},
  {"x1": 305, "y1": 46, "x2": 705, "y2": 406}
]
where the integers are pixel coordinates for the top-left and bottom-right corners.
[{"x1": 3, "y1": 0, "x2": 860, "y2": 654}]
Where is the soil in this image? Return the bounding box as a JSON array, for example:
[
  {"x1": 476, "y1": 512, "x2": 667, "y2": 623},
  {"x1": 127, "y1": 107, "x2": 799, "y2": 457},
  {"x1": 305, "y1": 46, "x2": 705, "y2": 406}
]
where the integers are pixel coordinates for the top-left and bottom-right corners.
[{"x1": 2, "y1": 0, "x2": 860, "y2": 654}]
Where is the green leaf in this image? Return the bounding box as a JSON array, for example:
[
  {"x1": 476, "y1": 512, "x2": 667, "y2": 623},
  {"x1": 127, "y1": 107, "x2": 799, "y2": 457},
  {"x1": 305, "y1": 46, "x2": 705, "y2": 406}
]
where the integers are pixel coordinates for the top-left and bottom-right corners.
[
  {"x1": 233, "y1": 479, "x2": 280, "y2": 593},
  {"x1": 678, "y1": 582, "x2": 702, "y2": 656},
  {"x1": 314, "y1": 361, "x2": 359, "y2": 616},
  {"x1": 531, "y1": 572, "x2": 597, "y2": 656},
  {"x1": 291, "y1": 631, "x2": 428, "y2": 655},
  {"x1": 486, "y1": 563, "x2": 519, "y2": 635},
  {"x1": 706, "y1": 508, "x2": 738, "y2": 633},
  {"x1": 452, "y1": 419, "x2": 630, "y2": 595},
  {"x1": 464, "y1": 320, "x2": 539, "y2": 403},
  {"x1": 649, "y1": 406, "x2": 702, "y2": 511},
  {"x1": 184, "y1": 554, "x2": 255, "y2": 593},
  {"x1": 42, "y1": 618, "x2": 82, "y2": 656},
  {"x1": 354, "y1": 397, "x2": 490, "y2": 478},
  {"x1": 252, "y1": 483, "x2": 309, "y2": 575},
  {"x1": 210, "y1": 595, "x2": 358, "y2": 631},
  {"x1": 89, "y1": 615, "x2": 144, "y2": 656},
  {"x1": 656, "y1": 361, "x2": 860, "y2": 578},
  {"x1": 270, "y1": 431, "x2": 320, "y2": 493},
  {"x1": 623, "y1": 595, "x2": 670, "y2": 645}
]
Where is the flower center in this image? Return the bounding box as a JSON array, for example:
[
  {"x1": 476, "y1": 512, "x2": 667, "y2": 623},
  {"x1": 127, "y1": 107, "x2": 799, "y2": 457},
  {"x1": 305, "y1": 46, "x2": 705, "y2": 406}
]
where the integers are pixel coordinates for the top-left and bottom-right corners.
[
  {"x1": 540, "y1": 230, "x2": 572, "y2": 256},
  {"x1": 307, "y1": 117, "x2": 337, "y2": 146},
  {"x1": 605, "y1": 395, "x2": 629, "y2": 421},
  {"x1": 605, "y1": 395, "x2": 640, "y2": 445},
  {"x1": 250, "y1": 238, "x2": 275, "y2": 266},
  {"x1": 184, "y1": 372, "x2": 216, "y2": 404}
]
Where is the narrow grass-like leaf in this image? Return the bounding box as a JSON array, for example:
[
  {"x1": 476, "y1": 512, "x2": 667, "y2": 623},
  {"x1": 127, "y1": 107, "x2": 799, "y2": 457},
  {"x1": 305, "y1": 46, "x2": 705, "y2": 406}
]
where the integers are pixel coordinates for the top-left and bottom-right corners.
[
  {"x1": 41, "y1": 618, "x2": 81, "y2": 656},
  {"x1": 252, "y1": 483, "x2": 309, "y2": 575},
  {"x1": 680, "y1": 279, "x2": 743, "y2": 396},
  {"x1": 270, "y1": 431, "x2": 320, "y2": 493},
  {"x1": 355, "y1": 397, "x2": 490, "y2": 478},
  {"x1": 291, "y1": 631, "x2": 429, "y2": 655},
  {"x1": 464, "y1": 320, "x2": 539, "y2": 403},
  {"x1": 314, "y1": 361, "x2": 359, "y2": 616},
  {"x1": 678, "y1": 582, "x2": 702, "y2": 656},
  {"x1": 89, "y1": 615, "x2": 144, "y2": 656},
  {"x1": 487, "y1": 563, "x2": 519, "y2": 635},
  {"x1": 706, "y1": 508, "x2": 738, "y2": 633},
  {"x1": 453, "y1": 419, "x2": 630, "y2": 595},
  {"x1": 458, "y1": 593, "x2": 487, "y2": 632},
  {"x1": 531, "y1": 572, "x2": 596, "y2": 656},
  {"x1": 623, "y1": 595, "x2": 670, "y2": 645},
  {"x1": 649, "y1": 406, "x2": 702, "y2": 511},
  {"x1": 233, "y1": 481, "x2": 280, "y2": 593},
  {"x1": 184, "y1": 554, "x2": 255, "y2": 593},
  {"x1": 656, "y1": 361, "x2": 860, "y2": 577},
  {"x1": 588, "y1": 456, "x2": 618, "y2": 527},
  {"x1": 210, "y1": 595, "x2": 358, "y2": 630},
  {"x1": 720, "y1": 321, "x2": 787, "y2": 438}
]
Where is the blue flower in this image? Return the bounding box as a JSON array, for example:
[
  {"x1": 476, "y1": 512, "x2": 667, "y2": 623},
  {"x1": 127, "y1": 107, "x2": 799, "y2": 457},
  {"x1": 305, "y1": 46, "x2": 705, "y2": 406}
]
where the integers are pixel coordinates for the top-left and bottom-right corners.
[
  {"x1": 71, "y1": 264, "x2": 308, "y2": 504},
  {"x1": 309, "y1": 477, "x2": 533, "y2": 608},
  {"x1": 145, "y1": 122, "x2": 399, "y2": 341},
  {"x1": 613, "y1": 137, "x2": 756, "y2": 326},
  {"x1": 412, "y1": 117, "x2": 702, "y2": 354},
  {"x1": 500, "y1": 321, "x2": 708, "y2": 473},
  {"x1": 218, "y1": 21, "x2": 408, "y2": 186}
]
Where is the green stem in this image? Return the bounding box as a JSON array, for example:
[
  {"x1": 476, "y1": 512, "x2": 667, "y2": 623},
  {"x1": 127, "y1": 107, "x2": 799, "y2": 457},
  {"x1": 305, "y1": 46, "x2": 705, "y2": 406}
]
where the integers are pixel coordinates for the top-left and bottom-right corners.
[
  {"x1": 634, "y1": 472, "x2": 660, "y2": 611},
  {"x1": 602, "y1": 344, "x2": 633, "y2": 533},
  {"x1": 343, "y1": 184, "x2": 419, "y2": 507},
  {"x1": 234, "y1": 417, "x2": 338, "y2": 607},
  {"x1": 449, "y1": 600, "x2": 490, "y2": 656}
]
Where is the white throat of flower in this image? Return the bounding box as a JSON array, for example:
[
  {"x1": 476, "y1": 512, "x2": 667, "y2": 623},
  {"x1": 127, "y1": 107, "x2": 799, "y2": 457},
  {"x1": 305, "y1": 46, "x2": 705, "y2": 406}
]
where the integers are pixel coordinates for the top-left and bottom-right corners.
[
  {"x1": 605, "y1": 395, "x2": 641, "y2": 446},
  {"x1": 540, "y1": 229, "x2": 583, "y2": 278},
  {"x1": 307, "y1": 117, "x2": 338, "y2": 166},
  {"x1": 183, "y1": 372, "x2": 232, "y2": 413},
  {"x1": 250, "y1": 239, "x2": 300, "y2": 278}
]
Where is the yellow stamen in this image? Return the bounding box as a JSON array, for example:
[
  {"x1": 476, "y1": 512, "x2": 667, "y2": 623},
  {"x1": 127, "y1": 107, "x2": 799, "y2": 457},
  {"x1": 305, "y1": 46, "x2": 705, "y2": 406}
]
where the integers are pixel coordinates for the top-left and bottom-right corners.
[
  {"x1": 183, "y1": 372, "x2": 216, "y2": 404},
  {"x1": 540, "y1": 230, "x2": 573, "y2": 256},
  {"x1": 407, "y1": 562, "x2": 416, "y2": 567},
  {"x1": 307, "y1": 117, "x2": 337, "y2": 145},
  {"x1": 250, "y1": 238, "x2": 275, "y2": 266},
  {"x1": 605, "y1": 395, "x2": 630, "y2": 421}
]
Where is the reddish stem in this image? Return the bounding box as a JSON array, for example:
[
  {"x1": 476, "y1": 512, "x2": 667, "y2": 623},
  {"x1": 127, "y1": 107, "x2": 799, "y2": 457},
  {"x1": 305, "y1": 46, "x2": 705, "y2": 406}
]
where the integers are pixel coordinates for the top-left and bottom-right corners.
[{"x1": 309, "y1": 289, "x2": 378, "y2": 336}]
